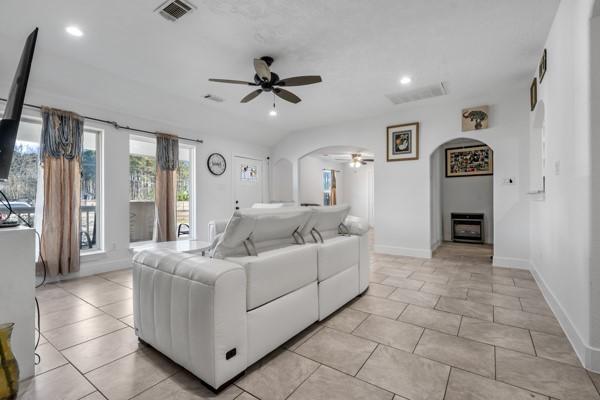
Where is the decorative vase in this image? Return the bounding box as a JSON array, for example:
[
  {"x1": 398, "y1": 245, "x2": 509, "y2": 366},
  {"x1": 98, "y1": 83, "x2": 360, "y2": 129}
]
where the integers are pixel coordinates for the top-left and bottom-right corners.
[{"x1": 0, "y1": 323, "x2": 19, "y2": 400}]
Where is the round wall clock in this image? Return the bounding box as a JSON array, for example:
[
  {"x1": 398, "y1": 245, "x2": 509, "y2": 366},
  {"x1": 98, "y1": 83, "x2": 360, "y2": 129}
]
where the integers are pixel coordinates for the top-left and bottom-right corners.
[{"x1": 207, "y1": 153, "x2": 227, "y2": 176}]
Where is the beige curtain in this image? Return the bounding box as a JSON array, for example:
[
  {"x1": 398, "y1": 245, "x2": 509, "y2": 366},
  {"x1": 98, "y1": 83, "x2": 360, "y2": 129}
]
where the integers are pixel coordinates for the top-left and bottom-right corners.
[
  {"x1": 154, "y1": 133, "x2": 178, "y2": 242},
  {"x1": 38, "y1": 107, "x2": 84, "y2": 276},
  {"x1": 331, "y1": 170, "x2": 337, "y2": 206}
]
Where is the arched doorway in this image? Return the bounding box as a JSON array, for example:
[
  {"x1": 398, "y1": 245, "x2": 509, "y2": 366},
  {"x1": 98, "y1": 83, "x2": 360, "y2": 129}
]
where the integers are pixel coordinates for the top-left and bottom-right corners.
[
  {"x1": 298, "y1": 146, "x2": 375, "y2": 227},
  {"x1": 430, "y1": 138, "x2": 494, "y2": 259}
]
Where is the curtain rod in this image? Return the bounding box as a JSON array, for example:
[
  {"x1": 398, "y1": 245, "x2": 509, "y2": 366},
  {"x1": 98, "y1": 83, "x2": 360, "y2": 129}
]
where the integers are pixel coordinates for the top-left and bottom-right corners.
[{"x1": 0, "y1": 98, "x2": 203, "y2": 144}]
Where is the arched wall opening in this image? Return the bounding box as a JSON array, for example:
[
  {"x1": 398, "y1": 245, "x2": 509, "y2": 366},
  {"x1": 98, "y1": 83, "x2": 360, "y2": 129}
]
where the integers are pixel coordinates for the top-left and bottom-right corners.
[
  {"x1": 297, "y1": 145, "x2": 375, "y2": 226},
  {"x1": 429, "y1": 137, "x2": 494, "y2": 254}
]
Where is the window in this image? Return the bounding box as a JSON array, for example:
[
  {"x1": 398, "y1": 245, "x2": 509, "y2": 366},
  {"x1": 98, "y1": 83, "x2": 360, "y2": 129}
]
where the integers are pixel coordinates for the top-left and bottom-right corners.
[
  {"x1": 129, "y1": 136, "x2": 194, "y2": 243},
  {"x1": 323, "y1": 170, "x2": 332, "y2": 206},
  {"x1": 0, "y1": 117, "x2": 103, "y2": 251}
]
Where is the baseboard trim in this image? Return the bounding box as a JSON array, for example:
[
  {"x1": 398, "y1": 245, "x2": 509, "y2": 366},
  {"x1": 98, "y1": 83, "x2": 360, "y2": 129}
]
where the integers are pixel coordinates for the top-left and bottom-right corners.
[
  {"x1": 374, "y1": 244, "x2": 432, "y2": 259},
  {"x1": 45, "y1": 256, "x2": 132, "y2": 283},
  {"x1": 530, "y1": 260, "x2": 600, "y2": 373},
  {"x1": 492, "y1": 257, "x2": 530, "y2": 270}
]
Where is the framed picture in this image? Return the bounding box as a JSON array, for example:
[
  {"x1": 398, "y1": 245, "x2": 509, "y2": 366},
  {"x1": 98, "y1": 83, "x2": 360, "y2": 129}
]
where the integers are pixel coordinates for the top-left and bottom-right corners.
[
  {"x1": 530, "y1": 77, "x2": 538, "y2": 112},
  {"x1": 539, "y1": 49, "x2": 547, "y2": 83},
  {"x1": 462, "y1": 106, "x2": 489, "y2": 131},
  {"x1": 386, "y1": 122, "x2": 419, "y2": 161},
  {"x1": 445, "y1": 145, "x2": 493, "y2": 177}
]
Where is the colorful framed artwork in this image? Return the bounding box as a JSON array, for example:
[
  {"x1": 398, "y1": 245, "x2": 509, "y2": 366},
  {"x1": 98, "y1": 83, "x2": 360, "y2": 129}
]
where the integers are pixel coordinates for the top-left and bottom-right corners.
[
  {"x1": 445, "y1": 145, "x2": 493, "y2": 177},
  {"x1": 530, "y1": 77, "x2": 538, "y2": 112},
  {"x1": 462, "y1": 106, "x2": 489, "y2": 131},
  {"x1": 386, "y1": 122, "x2": 419, "y2": 161}
]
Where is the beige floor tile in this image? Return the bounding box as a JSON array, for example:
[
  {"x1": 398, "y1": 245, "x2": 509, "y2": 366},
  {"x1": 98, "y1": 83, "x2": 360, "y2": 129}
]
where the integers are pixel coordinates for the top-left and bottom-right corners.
[
  {"x1": 288, "y1": 365, "x2": 393, "y2": 400},
  {"x1": 18, "y1": 364, "x2": 95, "y2": 400},
  {"x1": 349, "y1": 295, "x2": 407, "y2": 319},
  {"x1": 76, "y1": 285, "x2": 133, "y2": 308},
  {"x1": 295, "y1": 327, "x2": 376, "y2": 375},
  {"x1": 414, "y1": 329, "x2": 495, "y2": 378},
  {"x1": 357, "y1": 345, "x2": 450, "y2": 400},
  {"x1": 80, "y1": 392, "x2": 107, "y2": 400},
  {"x1": 380, "y1": 276, "x2": 424, "y2": 290},
  {"x1": 284, "y1": 324, "x2": 323, "y2": 351},
  {"x1": 236, "y1": 350, "x2": 319, "y2": 400},
  {"x1": 398, "y1": 304, "x2": 461, "y2": 335},
  {"x1": 470, "y1": 273, "x2": 514, "y2": 286},
  {"x1": 369, "y1": 271, "x2": 389, "y2": 283},
  {"x1": 447, "y1": 279, "x2": 492, "y2": 292},
  {"x1": 86, "y1": 349, "x2": 179, "y2": 400},
  {"x1": 353, "y1": 315, "x2": 423, "y2": 352},
  {"x1": 435, "y1": 297, "x2": 493, "y2": 321},
  {"x1": 236, "y1": 393, "x2": 259, "y2": 400},
  {"x1": 409, "y1": 272, "x2": 449, "y2": 285},
  {"x1": 467, "y1": 289, "x2": 522, "y2": 310},
  {"x1": 513, "y1": 278, "x2": 539, "y2": 289},
  {"x1": 100, "y1": 269, "x2": 132, "y2": 284},
  {"x1": 420, "y1": 282, "x2": 467, "y2": 299},
  {"x1": 531, "y1": 330, "x2": 581, "y2": 367},
  {"x1": 364, "y1": 283, "x2": 396, "y2": 298},
  {"x1": 131, "y1": 371, "x2": 242, "y2": 399},
  {"x1": 492, "y1": 268, "x2": 534, "y2": 280},
  {"x1": 37, "y1": 293, "x2": 91, "y2": 315},
  {"x1": 100, "y1": 298, "x2": 134, "y2": 319},
  {"x1": 322, "y1": 308, "x2": 369, "y2": 333},
  {"x1": 62, "y1": 327, "x2": 141, "y2": 373},
  {"x1": 40, "y1": 303, "x2": 104, "y2": 332},
  {"x1": 458, "y1": 317, "x2": 535, "y2": 354},
  {"x1": 589, "y1": 371, "x2": 600, "y2": 393},
  {"x1": 445, "y1": 368, "x2": 549, "y2": 400},
  {"x1": 388, "y1": 288, "x2": 439, "y2": 308},
  {"x1": 35, "y1": 285, "x2": 72, "y2": 300},
  {"x1": 494, "y1": 308, "x2": 563, "y2": 336},
  {"x1": 58, "y1": 276, "x2": 113, "y2": 292},
  {"x1": 375, "y1": 267, "x2": 413, "y2": 278},
  {"x1": 44, "y1": 314, "x2": 126, "y2": 350},
  {"x1": 496, "y1": 348, "x2": 600, "y2": 399},
  {"x1": 120, "y1": 315, "x2": 135, "y2": 328},
  {"x1": 34, "y1": 342, "x2": 68, "y2": 375},
  {"x1": 520, "y1": 297, "x2": 554, "y2": 317},
  {"x1": 493, "y1": 284, "x2": 542, "y2": 299}
]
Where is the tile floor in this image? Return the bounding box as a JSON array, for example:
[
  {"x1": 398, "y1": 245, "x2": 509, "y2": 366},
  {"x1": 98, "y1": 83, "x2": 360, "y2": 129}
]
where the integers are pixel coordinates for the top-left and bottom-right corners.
[{"x1": 21, "y1": 241, "x2": 600, "y2": 400}]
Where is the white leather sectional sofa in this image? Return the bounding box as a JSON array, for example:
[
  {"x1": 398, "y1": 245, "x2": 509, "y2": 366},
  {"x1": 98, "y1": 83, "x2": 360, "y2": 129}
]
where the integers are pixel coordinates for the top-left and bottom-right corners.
[{"x1": 132, "y1": 205, "x2": 369, "y2": 391}]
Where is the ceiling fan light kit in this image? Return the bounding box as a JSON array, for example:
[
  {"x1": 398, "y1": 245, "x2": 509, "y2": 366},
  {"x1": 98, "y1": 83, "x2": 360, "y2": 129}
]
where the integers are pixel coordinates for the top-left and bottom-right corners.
[{"x1": 209, "y1": 56, "x2": 322, "y2": 108}]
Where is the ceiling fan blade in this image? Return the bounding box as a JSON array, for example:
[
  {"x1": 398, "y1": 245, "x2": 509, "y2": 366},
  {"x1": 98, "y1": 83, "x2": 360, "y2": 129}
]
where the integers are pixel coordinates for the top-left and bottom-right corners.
[
  {"x1": 240, "y1": 89, "x2": 263, "y2": 103},
  {"x1": 276, "y1": 75, "x2": 322, "y2": 86},
  {"x1": 274, "y1": 88, "x2": 301, "y2": 104},
  {"x1": 209, "y1": 78, "x2": 257, "y2": 85},
  {"x1": 253, "y1": 58, "x2": 271, "y2": 82}
]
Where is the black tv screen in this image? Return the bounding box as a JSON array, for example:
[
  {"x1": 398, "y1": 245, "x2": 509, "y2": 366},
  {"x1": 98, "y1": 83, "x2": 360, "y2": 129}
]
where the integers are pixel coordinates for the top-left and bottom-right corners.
[{"x1": 0, "y1": 27, "x2": 38, "y2": 181}]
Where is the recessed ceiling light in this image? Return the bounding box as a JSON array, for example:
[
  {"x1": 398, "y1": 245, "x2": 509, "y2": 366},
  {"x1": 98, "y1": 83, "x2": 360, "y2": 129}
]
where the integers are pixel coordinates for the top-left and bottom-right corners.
[
  {"x1": 65, "y1": 26, "x2": 83, "y2": 37},
  {"x1": 399, "y1": 76, "x2": 412, "y2": 85},
  {"x1": 269, "y1": 109, "x2": 277, "y2": 117}
]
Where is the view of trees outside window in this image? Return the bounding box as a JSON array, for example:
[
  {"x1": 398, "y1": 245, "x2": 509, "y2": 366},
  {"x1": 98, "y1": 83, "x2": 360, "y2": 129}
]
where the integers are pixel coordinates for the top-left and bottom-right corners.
[
  {"x1": 0, "y1": 121, "x2": 101, "y2": 251},
  {"x1": 129, "y1": 137, "x2": 192, "y2": 242},
  {"x1": 322, "y1": 170, "x2": 332, "y2": 205}
]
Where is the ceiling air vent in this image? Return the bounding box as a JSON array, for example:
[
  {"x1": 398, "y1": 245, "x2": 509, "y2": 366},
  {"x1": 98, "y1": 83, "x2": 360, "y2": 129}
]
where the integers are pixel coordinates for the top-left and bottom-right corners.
[
  {"x1": 386, "y1": 82, "x2": 448, "y2": 105},
  {"x1": 155, "y1": 0, "x2": 196, "y2": 21}
]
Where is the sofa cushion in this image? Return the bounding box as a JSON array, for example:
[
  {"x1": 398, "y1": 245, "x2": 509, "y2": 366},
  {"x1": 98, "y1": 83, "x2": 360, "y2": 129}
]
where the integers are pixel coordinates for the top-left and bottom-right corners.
[
  {"x1": 226, "y1": 244, "x2": 318, "y2": 310},
  {"x1": 212, "y1": 207, "x2": 313, "y2": 258},
  {"x1": 317, "y1": 235, "x2": 359, "y2": 281},
  {"x1": 301, "y1": 205, "x2": 351, "y2": 241}
]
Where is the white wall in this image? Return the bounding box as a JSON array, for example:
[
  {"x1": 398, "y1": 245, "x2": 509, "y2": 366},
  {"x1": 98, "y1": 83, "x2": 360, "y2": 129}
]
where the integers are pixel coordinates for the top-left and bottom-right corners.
[
  {"x1": 342, "y1": 162, "x2": 374, "y2": 225},
  {"x1": 529, "y1": 0, "x2": 599, "y2": 371},
  {"x1": 430, "y1": 148, "x2": 443, "y2": 249},
  {"x1": 298, "y1": 155, "x2": 344, "y2": 205},
  {"x1": 6, "y1": 87, "x2": 272, "y2": 279},
  {"x1": 271, "y1": 158, "x2": 294, "y2": 202},
  {"x1": 436, "y1": 139, "x2": 494, "y2": 244},
  {"x1": 272, "y1": 88, "x2": 530, "y2": 262}
]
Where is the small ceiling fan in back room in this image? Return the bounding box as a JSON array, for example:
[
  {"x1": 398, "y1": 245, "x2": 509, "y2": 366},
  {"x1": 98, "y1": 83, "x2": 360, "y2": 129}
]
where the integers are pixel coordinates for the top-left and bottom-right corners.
[{"x1": 208, "y1": 56, "x2": 322, "y2": 105}]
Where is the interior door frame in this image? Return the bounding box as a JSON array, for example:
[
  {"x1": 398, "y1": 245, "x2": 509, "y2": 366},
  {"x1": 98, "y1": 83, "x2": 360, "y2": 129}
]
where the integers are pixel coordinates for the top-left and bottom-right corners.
[{"x1": 231, "y1": 154, "x2": 265, "y2": 209}]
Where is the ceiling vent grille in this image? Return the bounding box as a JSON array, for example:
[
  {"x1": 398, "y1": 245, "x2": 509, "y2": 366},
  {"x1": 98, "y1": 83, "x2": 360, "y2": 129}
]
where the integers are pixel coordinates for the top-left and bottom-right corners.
[
  {"x1": 386, "y1": 82, "x2": 448, "y2": 105},
  {"x1": 155, "y1": 0, "x2": 195, "y2": 21}
]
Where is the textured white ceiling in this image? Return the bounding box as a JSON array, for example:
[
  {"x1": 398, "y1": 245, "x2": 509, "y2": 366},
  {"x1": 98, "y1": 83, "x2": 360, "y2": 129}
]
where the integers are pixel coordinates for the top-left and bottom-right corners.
[{"x1": 0, "y1": 0, "x2": 559, "y2": 146}]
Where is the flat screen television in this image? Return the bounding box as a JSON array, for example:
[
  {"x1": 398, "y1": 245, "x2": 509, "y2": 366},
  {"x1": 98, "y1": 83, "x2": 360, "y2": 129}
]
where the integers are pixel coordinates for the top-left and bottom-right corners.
[{"x1": 0, "y1": 28, "x2": 38, "y2": 182}]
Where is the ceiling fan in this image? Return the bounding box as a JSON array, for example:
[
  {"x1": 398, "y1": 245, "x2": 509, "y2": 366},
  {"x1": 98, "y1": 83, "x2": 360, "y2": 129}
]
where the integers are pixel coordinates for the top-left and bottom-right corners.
[
  {"x1": 208, "y1": 56, "x2": 322, "y2": 104},
  {"x1": 333, "y1": 153, "x2": 375, "y2": 168}
]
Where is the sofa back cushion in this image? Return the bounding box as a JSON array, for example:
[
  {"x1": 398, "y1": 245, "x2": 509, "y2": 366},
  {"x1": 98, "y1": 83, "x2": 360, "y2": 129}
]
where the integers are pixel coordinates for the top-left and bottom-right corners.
[
  {"x1": 212, "y1": 207, "x2": 313, "y2": 258},
  {"x1": 301, "y1": 205, "x2": 351, "y2": 240}
]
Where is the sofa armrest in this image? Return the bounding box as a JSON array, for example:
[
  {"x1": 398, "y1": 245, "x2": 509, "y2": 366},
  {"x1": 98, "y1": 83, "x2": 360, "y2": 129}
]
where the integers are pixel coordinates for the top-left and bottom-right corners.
[
  {"x1": 344, "y1": 215, "x2": 369, "y2": 236},
  {"x1": 132, "y1": 249, "x2": 247, "y2": 390}
]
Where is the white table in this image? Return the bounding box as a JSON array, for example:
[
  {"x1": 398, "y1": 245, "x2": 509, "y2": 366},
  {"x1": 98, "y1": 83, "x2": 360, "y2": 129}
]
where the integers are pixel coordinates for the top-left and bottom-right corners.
[{"x1": 131, "y1": 240, "x2": 212, "y2": 257}]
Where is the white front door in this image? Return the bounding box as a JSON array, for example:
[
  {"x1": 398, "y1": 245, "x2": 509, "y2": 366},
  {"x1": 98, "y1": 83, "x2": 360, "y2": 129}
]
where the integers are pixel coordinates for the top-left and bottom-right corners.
[{"x1": 233, "y1": 155, "x2": 264, "y2": 210}]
